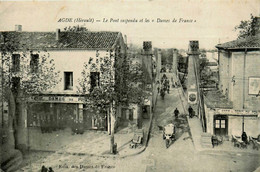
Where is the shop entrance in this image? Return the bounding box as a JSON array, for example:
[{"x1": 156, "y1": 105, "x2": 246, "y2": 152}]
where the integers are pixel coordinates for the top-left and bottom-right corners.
[{"x1": 214, "y1": 115, "x2": 228, "y2": 136}]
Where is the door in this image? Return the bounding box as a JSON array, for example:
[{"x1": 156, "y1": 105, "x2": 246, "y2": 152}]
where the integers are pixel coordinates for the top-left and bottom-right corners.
[{"x1": 214, "y1": 115, "x2": 228, "y2": 136}]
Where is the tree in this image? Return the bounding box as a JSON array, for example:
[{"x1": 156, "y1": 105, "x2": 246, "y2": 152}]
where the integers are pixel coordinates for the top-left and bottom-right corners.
[
  {"x1": 235, "y1": 14, "x2": 256, "y2": 39},
  {"x1": 0, "y1": 32, "x2": 60, "y2": 152},
  {"x1": 77, "y1": 48, "x2": 148, "y2": 154},
  {"x1": 199, "y1": 57, "x2": 214, "y2": 88}
]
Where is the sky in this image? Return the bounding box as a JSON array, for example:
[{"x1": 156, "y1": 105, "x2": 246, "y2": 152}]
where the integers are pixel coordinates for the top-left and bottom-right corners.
[{"x1": 0, "y1": 0, "x2": 259, "y2": 50}]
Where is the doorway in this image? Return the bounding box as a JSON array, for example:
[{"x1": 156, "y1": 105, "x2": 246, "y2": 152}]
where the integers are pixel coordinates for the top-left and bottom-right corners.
[{"x1": 214, "y1": 115, "x2": 228, "y2": 136}]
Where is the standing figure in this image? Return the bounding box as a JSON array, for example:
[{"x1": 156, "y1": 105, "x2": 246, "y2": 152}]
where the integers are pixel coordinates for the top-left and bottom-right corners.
[
  {"x1": 41, "y1": 166, "x2": 48, "y2": 172},
  {"x1": 157, "y1": 81, "x2": 160, "y2": 93},
  {"x1": 160, "y1": 88, "x2": 165, "y2": 100},
  {"x1": 49, "y1": 167, "x2": 54, "y2": 172},
  {"x1": 174, "y1": 108, "x2": 179, "y2": 119},
  {"x1": 241, "y1": 132, "x2": 248, "y2": 144},
  {"x1": 188, "y1": 106, "x2": 193, "y2": 118},
  {"x1": 166, "y1": 79, "x2": 170, "y2": 94}
]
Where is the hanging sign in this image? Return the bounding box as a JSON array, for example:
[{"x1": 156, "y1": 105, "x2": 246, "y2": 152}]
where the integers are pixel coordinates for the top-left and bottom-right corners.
[{"x1": 188, "y1": 91, "x2": 197, "y2": 104}]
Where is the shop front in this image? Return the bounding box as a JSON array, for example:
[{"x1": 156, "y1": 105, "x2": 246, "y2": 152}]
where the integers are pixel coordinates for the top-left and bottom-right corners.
[
  {"x1": 213, "y1": 109, "x2": 260, "y2": 137},
  {"x1": 27, "y1": 103, "x2": 78, "y2": 131},
  {"x1": 28, "y1": 95, "x2": 107, "y2": 131}
]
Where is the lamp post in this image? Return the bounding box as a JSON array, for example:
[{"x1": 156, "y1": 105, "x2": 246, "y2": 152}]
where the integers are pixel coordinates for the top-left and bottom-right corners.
[{"x1": 242, "y1": 115, "x2": 245, "y2": 133}]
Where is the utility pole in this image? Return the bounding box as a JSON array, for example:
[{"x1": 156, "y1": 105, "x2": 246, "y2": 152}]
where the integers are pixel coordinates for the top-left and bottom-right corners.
[{"x1": 242, "y1": 115, "x2": 245, "y2": 133}]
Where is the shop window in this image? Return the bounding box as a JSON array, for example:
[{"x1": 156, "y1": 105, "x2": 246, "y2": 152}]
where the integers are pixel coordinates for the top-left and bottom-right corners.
[
  {"x1": 30, "y1": 54, "x2": 39, "y2": 72},
  {"x1": 220, "y1": 120, "x2": 225, "y2": 128},
  {"x1": 215, "y1": 120, "x2": 220, "y2": 128},
  {"x1": 64, "y1": 72, "x2": 73, "y2": 90},
  {"x1": 12, "y1": 54, "x2": 20, "y2": 72},
  {"x1": 90, "y1": 72, "x2": 100, "y2": 92},
  {"x1": 215, "y1": 119, "x2": 226, "y2": 129}
]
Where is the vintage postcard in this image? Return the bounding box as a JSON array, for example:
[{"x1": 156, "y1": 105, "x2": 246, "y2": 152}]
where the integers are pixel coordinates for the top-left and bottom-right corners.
[{"x1": 0, "y1": 0, "x2": 260, "y2": 172}]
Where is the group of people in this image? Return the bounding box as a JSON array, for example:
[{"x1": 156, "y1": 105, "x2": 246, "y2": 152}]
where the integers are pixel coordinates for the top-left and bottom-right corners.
[
  {"x1": 41, "y1": 166, "x2": 54, "y2": 172},
  {"x1": 158, "y1": 74, "x2": 171, "y2": 100}
]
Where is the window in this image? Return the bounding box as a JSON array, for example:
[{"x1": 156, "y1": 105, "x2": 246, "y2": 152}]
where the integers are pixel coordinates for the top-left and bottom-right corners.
[
  {"x1": 64, "y1": 72, "x2": 73, "y2": 90},
  {"x1": 90, "y1": 72, "x2": 100, "y2": 92},
  {"x1": 12, "y1": 54, "x2": 20, "y2": 72},
  {"x1": 30, "y1": 54, "x2": 39, "y2": 72}
]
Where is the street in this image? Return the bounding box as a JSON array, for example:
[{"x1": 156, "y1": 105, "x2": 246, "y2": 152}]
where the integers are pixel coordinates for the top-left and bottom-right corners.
[{"x1": 17, "y1": 73, "x2": 260, "y2": 172}]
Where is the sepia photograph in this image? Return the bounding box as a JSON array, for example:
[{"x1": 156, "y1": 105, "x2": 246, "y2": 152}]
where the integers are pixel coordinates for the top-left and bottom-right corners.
[{"x1": 0, "y1": 0, "x2": 260, "y2": 171}]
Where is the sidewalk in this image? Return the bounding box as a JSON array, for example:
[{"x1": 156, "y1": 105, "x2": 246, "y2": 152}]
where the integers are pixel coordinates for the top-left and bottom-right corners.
[
  {"x1": 27, "y1": 117, "x2": 151, "y2": 158},
  {"x1": 187, "y1": 116, "x2": 260, "y2": 155},
  {"x1": 57, "y1": 118, "x2": 151, "y2": 158},
  {"x1": 173, "y1": 73, "x2": 260, "y2": 156},
  {"x1": 18, "y1": 119, "x2": 152, "y2": 171}
]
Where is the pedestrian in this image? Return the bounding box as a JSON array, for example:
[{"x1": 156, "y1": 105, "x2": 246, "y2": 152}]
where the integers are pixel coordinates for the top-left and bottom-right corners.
[
  {"x1": 241, "y1": 132, "x2": 248, "y2": 144},
  {"x1": 157, "y1": 81, "x2": 160, "y2": 93},
  {"x1": 160, "y1": 88, "x2": 165, "y2": 100},
  {"x1": 49, "y1": 167, "x2": 54, "y2": 172},
  {"x1": 41, "y1": 165, "x2": 48, "y2": 172},
  {"x1": 174, "y1": 108, "x2": 179, "y2": 119},
  {"x1": 188, "y1": 106, "x2": 193, "y2": 118},
  {"x1": 211, "y1": 135, "x2": 217, "y2": 148},
  {"x1": 166, "y1": 79, "x2": 170, "y2": 94}
]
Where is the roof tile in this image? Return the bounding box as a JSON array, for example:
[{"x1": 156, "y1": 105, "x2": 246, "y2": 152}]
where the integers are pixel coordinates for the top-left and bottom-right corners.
[
  {"x1": 0, "y1": 31, "x2": 120, "y2": 50},
  {"x1": 216, "y1": 34, "x2": 260, "y2": 49}
]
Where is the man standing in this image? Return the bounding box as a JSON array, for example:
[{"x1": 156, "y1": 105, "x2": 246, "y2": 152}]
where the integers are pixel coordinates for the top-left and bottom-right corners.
[
  {"x1": 157, "y1": 80, "x2": 160, "y2": 93},
  {"x1": 174, "y1": 108, "x2": 179, "y2": 119},
  {"x1": 188, "y1": 106, "x2": 193, "y2": 118}
]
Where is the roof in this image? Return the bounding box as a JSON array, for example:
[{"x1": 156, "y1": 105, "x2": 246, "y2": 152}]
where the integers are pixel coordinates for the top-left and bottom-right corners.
[
  {"x1": 0, "y1": 31, "x2": 121, "y2": 50},
  {"x1": 204, "y1": 90, "x2": 233, "y2": 109},
  {"x1": 216, "y1": 34, "x2": 260, "y2": 50}
]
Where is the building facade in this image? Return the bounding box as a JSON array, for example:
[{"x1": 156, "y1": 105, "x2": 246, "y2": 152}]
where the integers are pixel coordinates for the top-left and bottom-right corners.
[
  {"x1": 204, "y1": 17, "x2": 260, "y2": 137},
  {"x1": 0, "y1": 27, "x2": 127, "y2": 148}
]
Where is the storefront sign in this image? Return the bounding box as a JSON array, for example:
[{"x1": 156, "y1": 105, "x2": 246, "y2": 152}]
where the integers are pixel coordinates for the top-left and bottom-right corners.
[
  {"x1": 29, "y1": 95, "x2": 84, "y2": 103},
  {"x1": 216, "y1": 108, "x2": 259, "y2": 116},
  {"x1": 188, "y1": 91, "x2": 197, "y2": 104}
]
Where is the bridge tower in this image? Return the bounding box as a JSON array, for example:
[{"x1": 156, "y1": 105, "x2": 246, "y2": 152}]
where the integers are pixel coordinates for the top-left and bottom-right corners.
[{"x1": 187, "y1": 41, "x2": 201, "y2": 117}]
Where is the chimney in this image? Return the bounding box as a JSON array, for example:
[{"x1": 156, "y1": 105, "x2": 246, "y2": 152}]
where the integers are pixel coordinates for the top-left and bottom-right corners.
[
  {"x1": 143, "y1": 41, "x2": 152, "y2": 55},
  {"x1": 56, "y1": 29, "x2": 61, "y2": 41},
  {"x1": 252, "y1": 16, "x2": 260, "y2": 36},
  {"x1": 15, "y1": 25, "x2": 22, "y2": 32}
]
